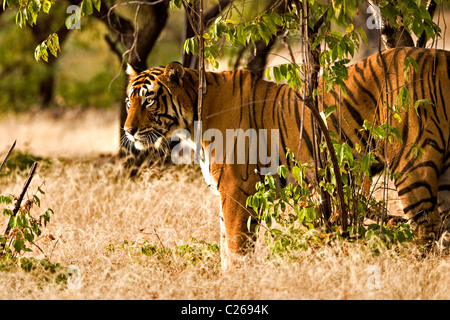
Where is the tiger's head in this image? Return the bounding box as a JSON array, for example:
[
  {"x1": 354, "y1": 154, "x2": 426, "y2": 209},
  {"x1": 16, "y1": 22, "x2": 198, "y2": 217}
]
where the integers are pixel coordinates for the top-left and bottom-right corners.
[{"x1": 123, "y1": 62, "x2": 194, "y2": 151}]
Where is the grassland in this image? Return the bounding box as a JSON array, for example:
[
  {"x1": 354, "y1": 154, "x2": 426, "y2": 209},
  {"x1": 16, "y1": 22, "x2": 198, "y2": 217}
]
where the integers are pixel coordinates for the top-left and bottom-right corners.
[{"x1": 0, "y1": 109, "x2": 448, "y2": 300}]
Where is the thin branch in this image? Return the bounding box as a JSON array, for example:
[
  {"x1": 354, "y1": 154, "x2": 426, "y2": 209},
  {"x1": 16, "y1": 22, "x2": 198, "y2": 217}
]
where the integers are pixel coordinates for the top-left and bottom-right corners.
[
  {"x1": 182, "y1": 0, "x2": 200, "y2": 39},
  {"x1": 4, "y1": 162, "x2": 38, "y2": 236},
  {"x1": 0, "y1": 140, "x2": 16, "y2": 173},
  {"x1": 103, "y1": 34, "x2": 123, "y2": 61},
  {"x1": 204, "y1": 0, "x2": 233, "y2": 26},
  {"x1": 195, "y1": 0, "x2": 206, "y2": 163},
  {"x1": 153, "y1": 228, "x2": 165, "y2": 249},
  {"x1": 377, "y1": 28, "x2": 390, "y2": 231}
]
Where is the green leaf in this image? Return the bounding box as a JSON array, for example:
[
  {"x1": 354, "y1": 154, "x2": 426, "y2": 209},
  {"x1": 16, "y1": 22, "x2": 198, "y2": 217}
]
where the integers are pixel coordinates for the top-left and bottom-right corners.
[
  {"x1": 251, "y1": 196, "x2": 260, "y2": 213},
  {"x1": 413, "y1": 99, "x2": 433, "y2": 115},
  {"x1": 292, "y1": 166, "x2": 302, "y2": 183},
  {"x1": 15, "y1": 11, "x2": 23, "y2": 28},
  {"x1": 17, "y1": 215, "x2": 23, "y2": 228},
  {"x1": 43, "y1": 210, "x2": 51, "y2": 222},
  {"x1": 24, "y1": 229, "x2": 34, "y2": 242},
  {"x1": 32, "y1": 223, "x2": 40, "y2": 235},
  {"x1": 13, "y1": 239, "x2": 24, "y2": 253},
  {"x1": 92, "y1": 0, "x2": 101, "y2": 12},
  {"x1": 23, "y1": 214, "x2": 30, "y2": 228},
  {"x1": 357, "y1": 26, "x2": 368, "y2": 46},
  {"x1": 265, "y1": 68, "x2": 272, "y2": 81},
  {"x1": 33, "y1": 195, "x2": 41, "y2": 207},
  {"x1": 277, "y1": 165, "x2": 287, "y2": 179},
  {"x1": 345, "y1": 23, "x2": 354, "y2": 33},
  {"x1": 81, "y1": 0, "x2": 93, "y2": 16},
  {"x1": 47, "y1": 33, "x2": 60, "y2": 58},
  {"x1": 323, "y1": 105, "x2": 337, "y2": 118},
  {"x1": 390, "y1": 127, "x2": 403, "y2": 144},
  {"x1": 65, "y1": 16, "x2": 74, "y2": 30},
  {"x1": 2, "y1": 208, "x2": 13, "y2": 216},
  {"x1": 273, "y1": 66, "x2": 283, "y2": 84},
  {"x1": 37, "y1": 186, "x2": 45, "y2": 195},
  {"x1": 40, "y1": 43, "x2": 49, "y2": 62},
  {"x1": 9, "y1": 216, "x2": 16, "y2": 228},
  {"x1": 170, "y1": 0, "x2": 182, "y2": 9},
  {"x1": 265, "y1": 175, "x2": 277, "y2": 190},
  {"x1": 0, "y1": 195, "x2": 13, "y2": 205},
  {"x1": 361, "y1": 153, "x2": 372, "y2": 173},
  {"x1": 42, "y1": 0, "x2": 51, "y2": 13}
]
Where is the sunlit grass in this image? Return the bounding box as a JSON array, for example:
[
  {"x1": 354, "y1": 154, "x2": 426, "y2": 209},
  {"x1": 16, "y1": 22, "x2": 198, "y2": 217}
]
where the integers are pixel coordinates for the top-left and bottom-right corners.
[{"x1": 0, "y1": 110, "x2": 448, "y2": 299}]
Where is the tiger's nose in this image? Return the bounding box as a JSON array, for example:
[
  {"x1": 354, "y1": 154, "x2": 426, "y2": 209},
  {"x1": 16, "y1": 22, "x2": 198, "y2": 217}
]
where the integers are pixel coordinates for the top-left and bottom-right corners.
[{"x1": 124, "y1": 127, "x2": 138, "y2": 136}]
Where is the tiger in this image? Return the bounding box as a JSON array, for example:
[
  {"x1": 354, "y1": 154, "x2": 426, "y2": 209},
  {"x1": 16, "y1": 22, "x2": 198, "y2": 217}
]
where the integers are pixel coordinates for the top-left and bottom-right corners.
[{"x1": 124, "y1": 47, "x2": 450, "y2": 271}]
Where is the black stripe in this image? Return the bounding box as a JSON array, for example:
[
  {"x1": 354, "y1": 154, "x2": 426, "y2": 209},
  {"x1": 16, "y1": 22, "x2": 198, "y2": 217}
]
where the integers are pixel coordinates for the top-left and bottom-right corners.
[
  {"x1": 232, "y1": 70, "x2": 238, "y2": 94},
  {"x1": 368, "y1": 58, "x2": 382, "y2": 92},
  {"x1": 402, "y1": 197, "x2": 436, "y2": 215},
  {"x1": 354, "y1": 64, "x2": 365, "y2": 81},
  {"x1": 272, "y1": 85, "x2": 284, "y2": 120},
  {"x1": 352, "y1": 76, "x2": 378, "y2": 106},
  {"x1": 209, "y1": 72, "x2": 220, "y2": 86},
  {"x1": 260, "y1": 82, "x2": 271, "y2": 127},
  {"x1": 250, "y1": 74, "x2": 260, "y2": 130},
  {"x1": 398, "y1": 181, "x2": 433, "y2": 197},
  {"x1": 396, "y1": 160, "x2": 440, "y2": 188},
  {"x1": 446, "y1": 50, "x2": 450, "y2": 80},
  {"x1": 439, "y1": 81, "x2": 448, "y2": 122}
]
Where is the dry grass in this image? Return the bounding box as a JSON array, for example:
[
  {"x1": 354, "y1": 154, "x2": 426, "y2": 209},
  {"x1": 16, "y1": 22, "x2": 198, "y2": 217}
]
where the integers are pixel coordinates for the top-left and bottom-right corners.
[{"x1": 0, "y1": 109, "x2": 449, "y2": 300}]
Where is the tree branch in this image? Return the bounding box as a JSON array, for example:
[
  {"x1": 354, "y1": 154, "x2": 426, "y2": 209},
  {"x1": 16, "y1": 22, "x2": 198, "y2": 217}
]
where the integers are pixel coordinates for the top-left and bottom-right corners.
[
  {"x1": 182, "y1": 0, "x2": 232, "y2": 68},
  {"x1": 247, "y1": 0, "x2": 290, "y2": 77},
  {"x1": 204, "y1": 0, "x2": 233, "y2": 26}
]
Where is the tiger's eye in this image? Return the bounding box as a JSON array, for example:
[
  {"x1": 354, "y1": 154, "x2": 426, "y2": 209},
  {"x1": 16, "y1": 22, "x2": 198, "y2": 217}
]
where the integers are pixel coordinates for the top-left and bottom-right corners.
[{"x1": 147, "y1": 99, "x2": 155, "y2": 107}]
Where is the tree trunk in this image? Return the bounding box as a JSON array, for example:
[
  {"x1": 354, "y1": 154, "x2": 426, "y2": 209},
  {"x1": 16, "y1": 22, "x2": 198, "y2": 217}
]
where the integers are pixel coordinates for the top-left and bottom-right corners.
[
  {"x1": 121, "y1": 1, "x2": 169, "y2": 163},
  {"x1": 90, "y1": 0, "x2": 170, "y2": 159},
  {"x1": 29, "y1": 11, "x2": 71, "y2": 107}
]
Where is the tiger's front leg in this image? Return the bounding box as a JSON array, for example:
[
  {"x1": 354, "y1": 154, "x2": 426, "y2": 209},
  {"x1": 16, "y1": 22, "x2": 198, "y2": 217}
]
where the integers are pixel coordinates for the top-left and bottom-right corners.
[{"x1": 215, "y1": 168, "x2": 260, "y2": 272}]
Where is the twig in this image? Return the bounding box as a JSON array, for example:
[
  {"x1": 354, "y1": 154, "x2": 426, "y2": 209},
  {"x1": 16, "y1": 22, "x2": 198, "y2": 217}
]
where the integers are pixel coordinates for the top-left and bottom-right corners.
[
  {"x1": 0, "y1": 140, "x2": 16, "y2": 173},
  {"x1": 4, "y1": 162, "x2": 38, "y2": 236},
  {"x1": 153, "y1": 228, "x2": 165, "y2": 249},
  {"x1": 49, "y1": 238, "x2": 59, "y2": 262},
  {"x1": 31, "y1": 241, "x2": 50, "y2": 260}
]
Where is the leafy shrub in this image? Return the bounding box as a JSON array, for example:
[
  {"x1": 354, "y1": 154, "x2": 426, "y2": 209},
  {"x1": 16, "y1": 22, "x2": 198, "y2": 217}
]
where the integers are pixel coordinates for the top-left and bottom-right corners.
[
  {"x1": 0, "y1": 183, "x2": 54, "y2": 261},
  {"x1": 1, "y1": 144, "x2": 67, "y2": 286},
  {"x1": 247, "y1": 148, "x2": 417, "y2": 257}
]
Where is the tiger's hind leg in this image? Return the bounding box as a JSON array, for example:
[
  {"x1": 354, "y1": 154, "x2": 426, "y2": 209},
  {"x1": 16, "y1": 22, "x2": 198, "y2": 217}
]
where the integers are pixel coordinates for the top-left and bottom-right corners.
[
  {"x1": 393, "y1": 154, "x2": 442, "y2": 247},
  {"x1": 219, "y1": 190, "x2": 259, "y2": 272},
  {"x1": 437, "y1": 155, "x2": 450, "y2": 247},
  {"x1": 216, "y1": 170, "x2": 260, "y2": 272}
]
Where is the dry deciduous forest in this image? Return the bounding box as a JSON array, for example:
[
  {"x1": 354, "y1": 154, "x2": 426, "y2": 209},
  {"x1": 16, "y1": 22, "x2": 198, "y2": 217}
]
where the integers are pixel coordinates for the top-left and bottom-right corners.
[{"x1": 0, "y1": 0, "x2": 449, "y2": 302}]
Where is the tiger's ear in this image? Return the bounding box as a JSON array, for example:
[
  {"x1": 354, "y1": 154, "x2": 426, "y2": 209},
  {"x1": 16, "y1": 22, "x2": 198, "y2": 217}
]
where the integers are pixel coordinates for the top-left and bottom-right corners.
[
  {"x1": 164, "y1": 61, "x2": 185, "y2": 85},
  {"x1": 126, "y1": 63, "x2": 139, "y2": 77}
]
